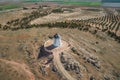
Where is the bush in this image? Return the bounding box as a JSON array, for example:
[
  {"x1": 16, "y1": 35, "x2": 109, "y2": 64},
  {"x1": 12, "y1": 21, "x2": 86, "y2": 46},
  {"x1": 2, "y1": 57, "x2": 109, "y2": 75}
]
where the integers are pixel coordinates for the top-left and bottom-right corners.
[{"x1": 52, "y1": 8, "x2": 63, "y2": 13}]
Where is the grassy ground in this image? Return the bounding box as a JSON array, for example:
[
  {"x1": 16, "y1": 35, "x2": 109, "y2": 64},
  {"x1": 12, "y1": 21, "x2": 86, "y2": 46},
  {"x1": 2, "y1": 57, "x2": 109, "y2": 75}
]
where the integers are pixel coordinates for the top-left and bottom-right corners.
[
  {"x1": 22, "y1": 0, "x2": 101, "y2": 6},
  {"x1": 62, "y1": 2, "x2": 102, "y2": 6},
  {"x1": 22, "y1": 0, "x2": 41, "y2": 2},
  {"x1": 0, "y1": 4, "x2": 21, "y2": 11}
]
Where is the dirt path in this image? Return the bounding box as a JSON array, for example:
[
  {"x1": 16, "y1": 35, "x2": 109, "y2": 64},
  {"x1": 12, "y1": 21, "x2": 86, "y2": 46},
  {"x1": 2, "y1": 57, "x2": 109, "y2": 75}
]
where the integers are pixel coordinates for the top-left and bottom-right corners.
[{"x1": 51, "y1": 40, "x2": 75, "y2": 80}]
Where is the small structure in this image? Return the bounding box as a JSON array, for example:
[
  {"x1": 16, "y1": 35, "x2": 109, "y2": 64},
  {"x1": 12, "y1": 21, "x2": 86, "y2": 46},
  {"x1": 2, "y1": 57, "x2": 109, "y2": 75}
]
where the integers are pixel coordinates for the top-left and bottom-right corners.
[{"x1": 53, "y1": 33, "x2": 61, "y2": 47}]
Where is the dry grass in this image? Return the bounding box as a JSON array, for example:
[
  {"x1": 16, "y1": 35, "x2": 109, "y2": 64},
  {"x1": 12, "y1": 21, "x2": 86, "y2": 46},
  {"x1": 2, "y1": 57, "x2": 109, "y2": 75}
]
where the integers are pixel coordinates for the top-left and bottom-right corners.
[
  {"x1": 0, "y1": 27, "x2": 120, "y2": 80},
  {"x1": 0, "y1": 3, "x2": 120, "y2": 80},
  {"x1": 0, "y1": 59, "x2": 35, "y2": 80},
  {"x1": 0, "y1": 9, "x2": 34, "y2": 25},
  {"x1": 31, "y1": 8, "x2": 104, "y2": 25}
]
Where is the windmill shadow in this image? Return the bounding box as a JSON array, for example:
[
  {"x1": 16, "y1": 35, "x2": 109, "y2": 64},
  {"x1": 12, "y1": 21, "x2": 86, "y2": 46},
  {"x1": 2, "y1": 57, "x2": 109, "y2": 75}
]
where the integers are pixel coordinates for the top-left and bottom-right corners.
[
  {"x1": 37, "y1": 45, "x2": 53, "y2": 59},
  {"x1": 46, "y1": 44, "x2": 57, "y2": 50}
]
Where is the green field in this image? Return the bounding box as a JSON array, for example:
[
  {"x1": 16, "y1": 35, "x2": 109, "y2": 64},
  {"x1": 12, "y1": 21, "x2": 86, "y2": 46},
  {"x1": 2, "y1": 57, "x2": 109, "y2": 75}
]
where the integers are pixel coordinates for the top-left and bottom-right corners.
[
  {"x1": 63, "y1": 2, "x2": 102, "y2": 6},
  {"x1": 22, "y1": 0, "x2": 101, "y2": 6},
  {"x1": 0, "y1": 4, "x2": 20, "y2": 11},
  {"x1": 0, "y1": 1, "x2": 102, "y2": 11},
  {"x1": 22, "y1": 0, "x2": 41, "y2": 2}
]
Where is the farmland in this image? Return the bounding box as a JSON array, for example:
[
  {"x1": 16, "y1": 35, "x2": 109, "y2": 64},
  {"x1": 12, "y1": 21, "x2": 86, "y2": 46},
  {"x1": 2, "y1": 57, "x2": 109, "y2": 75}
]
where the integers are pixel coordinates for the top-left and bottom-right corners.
[
  {"x1": 0, "y1": 4, "x2": 21, "y2": 11},
  {"x1": 62, "y1": 2, "x2": 101, "y2": 6}
]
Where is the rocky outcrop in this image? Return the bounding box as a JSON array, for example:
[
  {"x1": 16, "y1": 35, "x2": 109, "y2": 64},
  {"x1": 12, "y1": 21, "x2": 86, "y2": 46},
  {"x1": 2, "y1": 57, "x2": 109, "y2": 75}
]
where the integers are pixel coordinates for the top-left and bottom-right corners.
[
  {"x1": 60, "y1": 52, "x2": 84, "y2": 74},
  {"x1": 71, "y1": 47, "x2": 101, "y2": 69},
  {"x1": 50, "y1": 62, "x2": 57, "y2": 72},
  {"x1": 83, "y1": 56, "x2": 101, "y2": 69},
  {"x1": 40, "y1": 65, "x2": 47, "y2": 75}
]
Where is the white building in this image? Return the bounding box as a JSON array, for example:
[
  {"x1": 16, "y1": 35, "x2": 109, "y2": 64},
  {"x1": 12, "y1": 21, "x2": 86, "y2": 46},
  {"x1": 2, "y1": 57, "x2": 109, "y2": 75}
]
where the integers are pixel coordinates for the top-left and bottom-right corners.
[{"x1": 53, "y1": 33, "x2": 61, "y2": 47}]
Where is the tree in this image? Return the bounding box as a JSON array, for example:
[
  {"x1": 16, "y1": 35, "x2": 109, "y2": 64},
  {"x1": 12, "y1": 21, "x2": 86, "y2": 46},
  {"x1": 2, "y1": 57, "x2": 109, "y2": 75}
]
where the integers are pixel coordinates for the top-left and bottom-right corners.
[{"x1": 0, "y1": 24, "x2": 2, "y2": 29}]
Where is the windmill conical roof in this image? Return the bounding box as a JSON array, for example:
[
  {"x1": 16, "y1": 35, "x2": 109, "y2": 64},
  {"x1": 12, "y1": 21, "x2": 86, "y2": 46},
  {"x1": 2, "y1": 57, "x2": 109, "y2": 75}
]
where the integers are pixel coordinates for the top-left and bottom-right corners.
[{"x1": 54, "y1": 33, "x2": 61, "y2": 38}]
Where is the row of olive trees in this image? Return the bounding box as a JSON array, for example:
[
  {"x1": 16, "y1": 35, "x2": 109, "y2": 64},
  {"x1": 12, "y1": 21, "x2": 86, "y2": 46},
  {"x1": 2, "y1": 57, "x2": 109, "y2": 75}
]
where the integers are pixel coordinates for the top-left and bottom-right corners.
[
  {"x1": 80, "y1": 16, "x2": 120, "y2": 43},
  {"x1": 0, "y1": 9, "x2": 120, "y2": 44},
  {"x1": 52, "y1": 8, "x2": 63, "y2": 13},
  {"x1": 107, "y1": 31, "x2": 120, "y2": 43},
  {"x1": 30, "y1": 21, "x2": 90, "y2": 32},
  {"x1": 0, "y1": 10, "x2": 50, "y2": 31}
]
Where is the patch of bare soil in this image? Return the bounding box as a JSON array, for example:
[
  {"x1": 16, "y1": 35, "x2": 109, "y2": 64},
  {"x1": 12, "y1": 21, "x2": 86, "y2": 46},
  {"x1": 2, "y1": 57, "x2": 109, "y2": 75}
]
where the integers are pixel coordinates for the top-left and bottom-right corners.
[
  {"x1": 0, "y1": 59, "x2": 35, "y2": 80},
  {"x1": 0, "y1": 9, "x2": 33, "y2": 25},
  {"x1": 30, "y1": 9, "x2": 105, "y2": 25}
]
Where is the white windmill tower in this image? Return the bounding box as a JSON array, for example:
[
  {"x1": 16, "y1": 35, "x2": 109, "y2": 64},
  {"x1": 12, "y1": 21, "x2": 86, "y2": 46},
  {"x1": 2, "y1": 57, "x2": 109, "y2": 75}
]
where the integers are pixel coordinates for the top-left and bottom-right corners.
[{"x1": 53, "y1": 33, "x2": 61, "y2": 47}]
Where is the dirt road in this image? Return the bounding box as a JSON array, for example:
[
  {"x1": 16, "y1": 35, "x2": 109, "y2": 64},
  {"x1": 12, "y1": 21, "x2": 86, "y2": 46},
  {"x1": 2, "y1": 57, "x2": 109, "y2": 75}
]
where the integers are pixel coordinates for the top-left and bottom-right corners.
[{"x1": 51, "y1": 40, "x2": 75, "y2": 80}]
